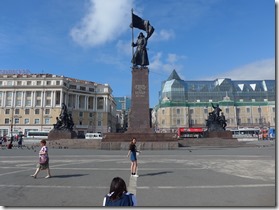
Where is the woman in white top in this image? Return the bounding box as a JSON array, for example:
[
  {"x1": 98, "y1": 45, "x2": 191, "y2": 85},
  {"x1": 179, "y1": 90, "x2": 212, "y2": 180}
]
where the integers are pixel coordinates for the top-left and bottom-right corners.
[{"x1": 30, "y1": 139, "x2": 51, "y2": 179}]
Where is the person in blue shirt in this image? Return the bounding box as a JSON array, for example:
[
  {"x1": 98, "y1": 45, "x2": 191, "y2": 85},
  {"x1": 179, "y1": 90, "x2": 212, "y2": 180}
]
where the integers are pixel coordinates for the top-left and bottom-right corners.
[{"x1": 103, "y1": 177, "x2": 137, "y2": 206}]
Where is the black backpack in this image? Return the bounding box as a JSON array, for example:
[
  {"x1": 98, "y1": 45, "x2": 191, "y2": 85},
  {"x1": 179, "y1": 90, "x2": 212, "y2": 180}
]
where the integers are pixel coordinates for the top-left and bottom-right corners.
[{"x1": 105, "y1": 193, "x2": 134, "y2": 206}]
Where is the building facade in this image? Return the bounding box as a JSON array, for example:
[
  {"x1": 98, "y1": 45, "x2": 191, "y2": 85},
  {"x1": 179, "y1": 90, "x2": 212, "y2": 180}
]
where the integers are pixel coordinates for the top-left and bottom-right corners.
[
  {"x1": 114, "y1": 96, "x2": 131, "y2": 132},
  {"x1": 0, "y1": 73, "x2": 117, "y2": 137},
  {"x1": 153, "y1": 70, "x2": 275, "y2": 133}
]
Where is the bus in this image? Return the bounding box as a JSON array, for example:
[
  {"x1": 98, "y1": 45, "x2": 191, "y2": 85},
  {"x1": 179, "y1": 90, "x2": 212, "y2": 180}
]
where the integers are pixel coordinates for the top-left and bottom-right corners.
[
  {"x1": 230, "y1": 128, "x2": 260, "y2": 140},
  {"x1": 85, "y1": 133, "x2": 103, "y2": 140},
  {"x1": 26, "y1": 131, "x2": 49, "y2": 139},
  {"x1": 177, "y1": 127, "x2": 206, "y2": 138}
]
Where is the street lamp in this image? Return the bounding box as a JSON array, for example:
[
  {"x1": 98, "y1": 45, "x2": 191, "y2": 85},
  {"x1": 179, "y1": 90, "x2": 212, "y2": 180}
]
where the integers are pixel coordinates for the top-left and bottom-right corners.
[{"x1": 258, "y1": 106, "x2": 262, "y2": 128}]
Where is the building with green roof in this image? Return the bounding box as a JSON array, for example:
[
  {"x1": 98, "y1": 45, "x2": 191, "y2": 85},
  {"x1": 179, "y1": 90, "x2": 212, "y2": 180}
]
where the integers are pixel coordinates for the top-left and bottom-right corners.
[{"x1": 152, "y1": 70, "x2": 275, "y2": 133}]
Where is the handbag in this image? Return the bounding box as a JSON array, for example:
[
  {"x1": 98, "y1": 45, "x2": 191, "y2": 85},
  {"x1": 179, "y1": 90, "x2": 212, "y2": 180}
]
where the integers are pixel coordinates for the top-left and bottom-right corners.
[{"x1": 39, "y1": 156, "x2": 48, "y2": 164}]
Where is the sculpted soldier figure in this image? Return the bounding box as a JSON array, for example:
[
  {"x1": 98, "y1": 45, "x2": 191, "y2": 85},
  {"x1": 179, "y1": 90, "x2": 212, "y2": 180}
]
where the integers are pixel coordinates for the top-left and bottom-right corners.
[{"x1": 131, "y1": 32, "x2": 149, "y2": 67}]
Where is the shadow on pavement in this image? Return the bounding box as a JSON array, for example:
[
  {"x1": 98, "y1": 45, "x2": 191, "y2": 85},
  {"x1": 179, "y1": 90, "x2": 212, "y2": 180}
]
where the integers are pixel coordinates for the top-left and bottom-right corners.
[
  {"x1": 51, "y1": 174, "x2": 89, "y2": 178},
  {"x1": 139, "y1": 171, "x2": 173, "y2": 177}
]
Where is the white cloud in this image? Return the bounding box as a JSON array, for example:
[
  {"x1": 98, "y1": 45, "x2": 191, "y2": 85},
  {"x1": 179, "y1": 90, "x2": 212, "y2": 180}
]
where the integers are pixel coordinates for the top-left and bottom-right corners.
[
  {"x1": 70, "y1": 0, "x2": 133, "y2": 47},
  {"x1": 149, "y1": 52, "x2": 187, "y2": 76},
  {"x1": 116, "y1": 40, "x2": 131, "y2": 56},
  {"x1": 210, "y1": 58, "x2": 275, "y2": 80},
  {"x1": 150, "y1": 29, "x2": 175, "y2": 42}
]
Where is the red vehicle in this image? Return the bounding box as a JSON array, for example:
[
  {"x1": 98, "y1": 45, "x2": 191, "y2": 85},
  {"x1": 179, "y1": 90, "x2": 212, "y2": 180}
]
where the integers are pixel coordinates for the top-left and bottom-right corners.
[{"x1": 177, "y1": 127, "x2": 206, "y2": 138}]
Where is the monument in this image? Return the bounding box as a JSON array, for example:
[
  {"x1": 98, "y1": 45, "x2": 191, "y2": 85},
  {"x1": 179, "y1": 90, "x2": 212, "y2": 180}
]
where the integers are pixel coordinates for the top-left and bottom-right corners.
[
  {"x1": 103, "y1": 10, "x2": 176, "y2": 145},
  {"x1": 48, "y1": 103, "x2": 77, "y2": 140},
  {"x1": 204, "y1": 103, "x2": 232, "y2": 138}
]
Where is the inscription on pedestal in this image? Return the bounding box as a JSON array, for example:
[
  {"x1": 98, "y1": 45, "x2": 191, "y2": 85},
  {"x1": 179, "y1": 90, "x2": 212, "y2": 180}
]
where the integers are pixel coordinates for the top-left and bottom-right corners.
[
  {"x1": 135, "y1": 85, "x2": 146, "y2": 97},
  {"x1": 127, "y1": 67, "x2": 153, "y2": 133}
]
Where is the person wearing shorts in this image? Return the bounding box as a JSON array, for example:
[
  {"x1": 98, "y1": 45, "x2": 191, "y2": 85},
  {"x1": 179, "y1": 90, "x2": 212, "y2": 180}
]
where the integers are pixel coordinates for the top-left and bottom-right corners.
[{"x1": 127, "y1": 138, "x2": 140, "y2": 177}]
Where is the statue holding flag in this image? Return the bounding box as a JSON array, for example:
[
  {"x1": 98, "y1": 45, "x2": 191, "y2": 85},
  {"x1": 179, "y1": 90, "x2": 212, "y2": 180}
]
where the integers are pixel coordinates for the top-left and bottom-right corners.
[
  {"x1": 131, "y1": 32, "x2": 149, "y2": 67},
  {"x1": 130, "y1": 10, "x2": 155, "y2": 67}
]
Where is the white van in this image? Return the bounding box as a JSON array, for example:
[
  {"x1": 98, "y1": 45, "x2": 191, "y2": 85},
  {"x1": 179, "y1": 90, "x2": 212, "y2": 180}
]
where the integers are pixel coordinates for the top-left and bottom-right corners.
[{"x1": 85, "y1": 133, "x2": 103, "y2": 140}]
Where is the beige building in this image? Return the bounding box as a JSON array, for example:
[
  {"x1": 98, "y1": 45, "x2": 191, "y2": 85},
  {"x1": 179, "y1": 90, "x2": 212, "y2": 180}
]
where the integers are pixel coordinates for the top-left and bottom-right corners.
[
  {"x1": 0, "y1": 73, "x2": 117, "y2": 137},
  {"x1": 153, "y1": 70, "x2": 275, "y2": 133}
]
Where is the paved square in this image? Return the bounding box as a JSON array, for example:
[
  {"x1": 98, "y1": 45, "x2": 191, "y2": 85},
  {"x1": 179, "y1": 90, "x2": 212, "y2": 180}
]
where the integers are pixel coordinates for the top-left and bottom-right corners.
[{"x1": 0, "y1": 142, "x2": 275, "y2": 207}]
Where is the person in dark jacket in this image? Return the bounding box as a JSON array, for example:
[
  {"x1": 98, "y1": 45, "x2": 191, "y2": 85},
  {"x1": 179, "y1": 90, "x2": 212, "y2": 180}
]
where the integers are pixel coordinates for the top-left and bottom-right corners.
[{"x1": 103, "y1": 177, "x2": 137, "y2": 206}]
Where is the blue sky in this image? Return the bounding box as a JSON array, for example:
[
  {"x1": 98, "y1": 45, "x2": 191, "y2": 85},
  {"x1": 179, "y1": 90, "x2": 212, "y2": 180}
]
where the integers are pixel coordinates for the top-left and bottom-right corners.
[{"x1": 0, "y1": 0, "x2": 275, "y2": 107}]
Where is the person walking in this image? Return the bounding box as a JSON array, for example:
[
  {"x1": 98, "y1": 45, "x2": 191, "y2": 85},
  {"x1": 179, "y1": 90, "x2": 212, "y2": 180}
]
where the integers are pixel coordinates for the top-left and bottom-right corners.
[
  {"x1": 103, "y1": 177, "x2": 137, "y2": 206},
  {"x1": 30, "y1": 139, "x2": 51, "y2": 179},
  {"x1": 127, "y1": 137, "x2": 140, "y2": 177}
]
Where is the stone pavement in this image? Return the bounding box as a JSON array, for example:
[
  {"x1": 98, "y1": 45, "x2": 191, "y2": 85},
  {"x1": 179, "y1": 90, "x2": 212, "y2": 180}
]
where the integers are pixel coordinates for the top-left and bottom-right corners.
[{"x1": 0, "y1": 142, "x2": 275, "y2": 207}]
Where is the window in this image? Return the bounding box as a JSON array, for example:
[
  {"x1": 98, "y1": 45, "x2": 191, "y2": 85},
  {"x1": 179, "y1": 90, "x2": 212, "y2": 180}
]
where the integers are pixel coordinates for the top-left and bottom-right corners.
[
  {"x1": 35, "y1": 91, "x2": 41, "y2": 106},
  {"x1": 25, "y1": 109, "x2": 30, "y2": 115},
  {"x1": 226, "y1": 108, "x2": 229, "y2": 114},
  {"x1": 88, "y1": 97, "x2": 94, "y2": 109},
  {"x1": 34, "y1": 119, "x2": 40, "y2": 124},
  {"x1": 27, "y1": 81, "x2": 32, "y2": 85},
  {"x1": 69, "y1": 85, "x2": 76, "y2": 89},
  {"x1": 56, "y1": 81, "x2": 60, "y2": 85},
  {"x1": 14, "y1": 118, "x2": 19, "y2": 124},
  {"x1": 97, "y1": 97, "x2": 104, "y2": 110},
  {"x1": 0, "y1": 92, "x2": 2, "y2": 106},
  {"x1": 80, "y1": 86, "x2": 86, "y2": 91},
  {"x1": 6, "y1": 91, "x2": 12, "y2": 106},
  {"x1": 55, "y1": 91, "x2": 60, "y2": 105},
  {"x1": 176, "y1": 109, "x2": 180, "y2": 114},
  {"x1": 79, "y1": 112, "x2": 83, "y2": 117},
  {"x1": 45, "y1": 109, "x2": 50, "y2": 114},
  {"x1": 45, "y1": 118, "x2": 50, "y2": 124},
  {"x1": 45, "y1": 91, "x2": 52, "y2": 106},
  {"x1": 177, "y1": 119, "x2": 181, "y2": 125},
  {"x1": 25, "y1": 91, "x2": 32, "y2": 106},
  {"x1": 79, "y1": 95, "x2": 85, "y2": 109},
  {"x1": 89, "y1": 112, "x2": 93, "y2": 117},
  {"x1": 5, "y1": 118, "x2": 9, "y2": 124},
  {"x1": 16, "y1": 92, "x2": 22, "y2": 106},
  {"x1": 15, "y1": 109, "x2": 19, "y2": 115},
  {"x1": 46, "y1": 81, "x2": 51, "y2": 85},
  {"x1": 246, "y1": 107, "x2": 250, "y2": 113},
  {"x1": 46, "y1": 99, "x2": 51, "y2": 106},
  {"x1": 37, "y1": 81, "x2": 41, "y2": 85},
  {"x1": 5, "y1": 109, "x2": 10, "y2": 114},
  {"x1": 24, "y1": 119, "x2": 29, "y2": 124},
  {"x1": 35, "y1": 109, "x2": 40, "y2": 114},
  {"x1": 236, "y1": 108, "x2": 240, "y2": 114}
]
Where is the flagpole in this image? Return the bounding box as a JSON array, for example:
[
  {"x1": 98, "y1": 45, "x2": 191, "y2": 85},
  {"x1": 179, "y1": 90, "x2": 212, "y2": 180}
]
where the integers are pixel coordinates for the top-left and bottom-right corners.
[{"x1": 131, "y1": 8, "x2": 134, "y2": 60}]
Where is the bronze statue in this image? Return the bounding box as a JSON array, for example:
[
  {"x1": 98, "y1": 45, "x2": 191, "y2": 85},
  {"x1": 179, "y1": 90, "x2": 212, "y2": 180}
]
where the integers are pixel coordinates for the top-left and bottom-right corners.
[
  {"x1": 210, "y1": 103, "x2": 222, "y2": 121},
  {"x1": 130, "y1": 10, "x2": 155, "y2": 67},
  {"x1": 53, "y1": 103, "x2": 74, "y2": 131},
  {"x1": 131, "y1": 32, "x2": 149, "y2": 67}
]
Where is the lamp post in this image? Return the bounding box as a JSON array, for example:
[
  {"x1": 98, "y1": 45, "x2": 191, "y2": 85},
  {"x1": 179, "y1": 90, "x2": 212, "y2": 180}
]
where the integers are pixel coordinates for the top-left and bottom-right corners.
[
  {"x1": 258, "y1": 106, "x2": 262, "y2": 128},
  {"x1": 10, "y1": 107, "x2": 14, "y2": 142}
]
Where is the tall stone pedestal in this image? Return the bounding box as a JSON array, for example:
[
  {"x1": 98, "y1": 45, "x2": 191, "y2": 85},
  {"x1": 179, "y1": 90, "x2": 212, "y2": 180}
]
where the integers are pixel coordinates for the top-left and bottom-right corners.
[{"x1": 127, "y1": 67, "x2": 153, "y2": 133}]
